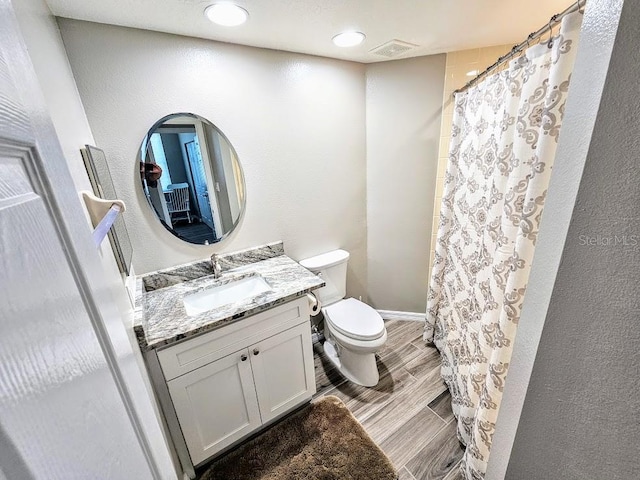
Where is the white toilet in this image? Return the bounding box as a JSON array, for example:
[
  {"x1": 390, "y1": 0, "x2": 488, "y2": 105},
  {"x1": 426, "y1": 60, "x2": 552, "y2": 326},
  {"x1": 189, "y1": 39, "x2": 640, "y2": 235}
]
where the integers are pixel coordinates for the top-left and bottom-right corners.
[{"x1": 300, "y1": 249, "x2": 387, "y2": 387}]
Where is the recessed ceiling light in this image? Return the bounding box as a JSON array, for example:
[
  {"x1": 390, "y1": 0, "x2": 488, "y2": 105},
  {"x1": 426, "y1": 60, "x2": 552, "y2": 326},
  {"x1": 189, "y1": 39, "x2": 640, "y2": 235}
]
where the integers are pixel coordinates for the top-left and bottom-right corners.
[
  {"x1": 332, "y1": 31, "x2": 366, "y2": 48},
  {"x1": 205, "y1": 3, "x2": 249, "y2": 27},
  {"x1": 466, "y1": 70, "x2": 480, "y2": 77}
]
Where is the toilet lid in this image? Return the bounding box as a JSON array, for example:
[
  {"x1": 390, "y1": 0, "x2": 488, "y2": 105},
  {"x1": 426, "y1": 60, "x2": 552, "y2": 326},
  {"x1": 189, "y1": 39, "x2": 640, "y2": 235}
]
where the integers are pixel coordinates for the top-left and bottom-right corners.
[{"x1": 323, "y1": 298, "x2": 385, "y2": 341}]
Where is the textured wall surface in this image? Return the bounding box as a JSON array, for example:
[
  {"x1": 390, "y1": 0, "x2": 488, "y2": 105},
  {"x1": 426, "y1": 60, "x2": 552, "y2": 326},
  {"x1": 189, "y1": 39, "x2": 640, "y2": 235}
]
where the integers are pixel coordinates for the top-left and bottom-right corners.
[
  {"x1": 12, "y1": 0, "x2": 96, "y2": 192},
  {"x1": 365, "y1": 55, "x2": 445, "y2": 312},
  {"x1": 495, "y1": 0, "x2": 639, "y2": 478},
  {"x1": 58, "y1": 19, "x2": 369, "y2": 300}
]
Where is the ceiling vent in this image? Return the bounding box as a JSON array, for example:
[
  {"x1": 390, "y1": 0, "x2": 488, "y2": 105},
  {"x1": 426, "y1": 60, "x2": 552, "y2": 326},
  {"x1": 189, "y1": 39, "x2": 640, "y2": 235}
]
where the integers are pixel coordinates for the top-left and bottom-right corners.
[{"x1": 369, "y1": 39, "x2": 419, "y2": 58}]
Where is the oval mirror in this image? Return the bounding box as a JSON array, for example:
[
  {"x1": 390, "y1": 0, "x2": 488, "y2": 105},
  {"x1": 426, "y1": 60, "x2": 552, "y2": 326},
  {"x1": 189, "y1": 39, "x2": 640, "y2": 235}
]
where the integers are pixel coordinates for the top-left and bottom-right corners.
[{"x1": 138, "y1": 113, "x2": 245, "y2": 245}]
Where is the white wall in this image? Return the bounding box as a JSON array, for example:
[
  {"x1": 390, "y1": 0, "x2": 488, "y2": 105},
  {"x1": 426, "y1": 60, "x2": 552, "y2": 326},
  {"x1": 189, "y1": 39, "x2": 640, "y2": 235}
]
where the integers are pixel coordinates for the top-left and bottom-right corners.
[
  {"x1": 58, "y1": 19, "x2": 369, "y2": 301},
  {"x1": 11, "y1": 1, "x2": 177, "y2": 477},
  {"x1": 503, "y1": 0, "x2": 639, "y2": 477},
  {"x1": 11, "y1": 0, "x2": 95, "y2": 192},
  {"x1": 486, "y1": 0, "x2": 628, "y2": 478},
  {"x1": 366, "y1": 55, "x2": 445, "y2": 312}
]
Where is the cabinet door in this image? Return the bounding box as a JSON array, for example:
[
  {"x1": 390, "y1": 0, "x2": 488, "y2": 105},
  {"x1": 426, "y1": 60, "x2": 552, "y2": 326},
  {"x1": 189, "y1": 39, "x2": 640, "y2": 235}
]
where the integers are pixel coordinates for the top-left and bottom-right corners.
[
  {"x1": 250, "y1": 323, "x2": 316, "y2": 423},
  {"x1": 167, "y1": 349, "x2": 260, "y2": 465}
]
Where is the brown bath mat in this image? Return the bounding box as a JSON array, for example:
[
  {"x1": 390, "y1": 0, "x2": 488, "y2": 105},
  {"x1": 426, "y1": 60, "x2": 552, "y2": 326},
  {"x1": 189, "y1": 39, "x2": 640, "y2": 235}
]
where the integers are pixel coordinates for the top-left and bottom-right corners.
[{"x1": 199, "y1": 395, "x2": 397, "y2": 480}]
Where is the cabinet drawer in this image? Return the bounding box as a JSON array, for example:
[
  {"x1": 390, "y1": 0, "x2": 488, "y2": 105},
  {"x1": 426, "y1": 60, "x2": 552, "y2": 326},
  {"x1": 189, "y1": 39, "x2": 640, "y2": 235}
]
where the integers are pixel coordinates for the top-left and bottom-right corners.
[{"x1": 158, "y1": 297, "x2": 308, "y2": 380}]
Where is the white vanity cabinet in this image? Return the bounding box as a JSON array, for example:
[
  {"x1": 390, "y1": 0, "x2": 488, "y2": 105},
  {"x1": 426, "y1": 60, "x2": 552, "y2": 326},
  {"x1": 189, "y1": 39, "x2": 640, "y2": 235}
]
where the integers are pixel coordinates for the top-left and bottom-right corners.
[{"x1": 151, "y1": 297, "x2": 316, "y2": 472}]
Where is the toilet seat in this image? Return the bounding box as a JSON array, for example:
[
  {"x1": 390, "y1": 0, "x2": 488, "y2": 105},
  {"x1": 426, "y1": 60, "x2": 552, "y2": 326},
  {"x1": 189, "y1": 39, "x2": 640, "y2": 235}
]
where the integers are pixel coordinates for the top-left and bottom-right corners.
[{"x1": 323, "y1": 298, "x2": 385, "y2": 341}]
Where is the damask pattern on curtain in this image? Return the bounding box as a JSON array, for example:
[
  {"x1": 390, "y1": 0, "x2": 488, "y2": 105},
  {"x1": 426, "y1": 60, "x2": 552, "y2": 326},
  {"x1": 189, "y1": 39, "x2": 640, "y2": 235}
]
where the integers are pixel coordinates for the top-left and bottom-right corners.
[{"x1": 425, "y1": 12, "x2": 583, "y2": 479}]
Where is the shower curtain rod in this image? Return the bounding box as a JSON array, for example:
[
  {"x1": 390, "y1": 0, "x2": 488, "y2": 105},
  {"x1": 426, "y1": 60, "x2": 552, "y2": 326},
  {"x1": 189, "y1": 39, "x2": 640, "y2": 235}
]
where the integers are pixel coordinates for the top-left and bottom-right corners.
[{"x1": 454, "y1": 0, "x2": 585, "y2": 95}]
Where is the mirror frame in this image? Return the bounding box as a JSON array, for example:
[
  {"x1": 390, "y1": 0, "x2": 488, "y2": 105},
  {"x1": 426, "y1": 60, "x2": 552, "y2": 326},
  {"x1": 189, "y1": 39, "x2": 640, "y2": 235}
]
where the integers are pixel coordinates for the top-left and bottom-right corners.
[{"x1": 138, "y1": 112, "x2": 246, "y2": 246}]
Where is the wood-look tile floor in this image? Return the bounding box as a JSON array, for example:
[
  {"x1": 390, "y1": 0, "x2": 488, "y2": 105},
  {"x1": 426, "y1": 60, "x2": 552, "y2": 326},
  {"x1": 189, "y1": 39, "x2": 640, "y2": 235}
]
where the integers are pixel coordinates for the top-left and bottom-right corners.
[{"x1": 314, "y1": 319, "x2": 465, "y2": 480}]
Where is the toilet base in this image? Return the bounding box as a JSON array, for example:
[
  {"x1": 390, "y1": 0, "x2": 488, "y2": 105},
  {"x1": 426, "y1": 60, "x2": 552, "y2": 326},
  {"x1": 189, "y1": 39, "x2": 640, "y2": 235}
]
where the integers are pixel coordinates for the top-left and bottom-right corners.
[{"x1": 323, "y1": 339, "x2": 380, "y2": 387}]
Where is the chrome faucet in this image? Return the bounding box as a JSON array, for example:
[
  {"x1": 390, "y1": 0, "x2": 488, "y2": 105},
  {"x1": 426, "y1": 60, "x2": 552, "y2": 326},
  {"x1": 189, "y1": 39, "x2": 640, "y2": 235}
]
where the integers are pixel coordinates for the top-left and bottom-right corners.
[{"x1": 211, "y1": 253, "x2": 222, "y2": 279}]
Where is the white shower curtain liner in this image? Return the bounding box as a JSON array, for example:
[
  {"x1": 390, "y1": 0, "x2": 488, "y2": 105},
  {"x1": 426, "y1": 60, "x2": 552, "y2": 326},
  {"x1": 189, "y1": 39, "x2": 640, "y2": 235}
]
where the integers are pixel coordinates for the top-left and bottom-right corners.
[{"x1": 425, "y1": 11, "x2": 583, "y2": 479}]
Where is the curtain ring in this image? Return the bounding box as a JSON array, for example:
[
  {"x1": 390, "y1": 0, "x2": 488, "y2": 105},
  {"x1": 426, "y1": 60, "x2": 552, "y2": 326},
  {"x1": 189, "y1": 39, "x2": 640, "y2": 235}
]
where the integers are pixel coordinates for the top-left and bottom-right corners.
[
  {"x1": 526, "y1": 33, "x2": 534, "y2": 49},
  {"x1": 547, "y1": 14, "x2": 558, "y2": 46}
]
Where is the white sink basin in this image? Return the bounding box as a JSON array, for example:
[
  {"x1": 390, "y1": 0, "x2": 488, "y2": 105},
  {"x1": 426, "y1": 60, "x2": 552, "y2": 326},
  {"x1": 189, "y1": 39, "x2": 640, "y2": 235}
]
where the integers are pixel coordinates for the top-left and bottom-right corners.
[{"x1": 183, "y1": 275, "x2": 272, "y2": 317}]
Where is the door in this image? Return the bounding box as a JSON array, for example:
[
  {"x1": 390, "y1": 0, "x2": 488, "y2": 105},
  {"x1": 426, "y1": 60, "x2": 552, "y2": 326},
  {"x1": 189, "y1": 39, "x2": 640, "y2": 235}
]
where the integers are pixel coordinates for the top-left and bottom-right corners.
[
  {"x1": 206, "y1": 129, "x2": 233, "y2": 232},
  {"x1": 250, "y1": 323, "x2": 316, "y2": 423},
  {"x1": 0, "y1": 2, "x2": 162, "y2": 478},
  {"x1": 167, "y1": 348, "x2": 261, "y2": 465},
  {"x1": 185, "y1": 139, "x2": 214, "y2": 231}
]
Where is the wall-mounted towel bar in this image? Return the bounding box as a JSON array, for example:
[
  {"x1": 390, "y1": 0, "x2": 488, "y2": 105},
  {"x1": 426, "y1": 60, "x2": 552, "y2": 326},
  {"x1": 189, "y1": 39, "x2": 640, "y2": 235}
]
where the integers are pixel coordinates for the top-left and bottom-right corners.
[{"x1": 81, "y1": 191, "x2": 126, "y2": 247}]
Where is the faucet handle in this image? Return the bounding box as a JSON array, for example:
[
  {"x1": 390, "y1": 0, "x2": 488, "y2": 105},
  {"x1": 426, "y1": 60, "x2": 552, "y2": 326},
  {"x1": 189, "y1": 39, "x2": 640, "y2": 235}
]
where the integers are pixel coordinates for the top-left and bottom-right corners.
[{"x1": 210, "y1": 253, "x2": 222, "y2": 277}]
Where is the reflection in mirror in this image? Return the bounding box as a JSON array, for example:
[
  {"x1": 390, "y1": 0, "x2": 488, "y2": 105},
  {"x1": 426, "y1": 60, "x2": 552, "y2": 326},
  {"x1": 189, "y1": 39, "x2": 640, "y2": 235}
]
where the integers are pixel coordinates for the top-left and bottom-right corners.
[{"x1": 138, "y1": 113, "x2": 245, "y2": 245}]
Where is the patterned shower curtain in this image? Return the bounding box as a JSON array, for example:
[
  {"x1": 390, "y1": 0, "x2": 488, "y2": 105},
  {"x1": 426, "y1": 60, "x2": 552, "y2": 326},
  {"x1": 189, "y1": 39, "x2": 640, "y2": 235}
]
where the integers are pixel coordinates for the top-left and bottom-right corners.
[{"x1": 425, "y1": 12, "x2": 583, "y2": 479}]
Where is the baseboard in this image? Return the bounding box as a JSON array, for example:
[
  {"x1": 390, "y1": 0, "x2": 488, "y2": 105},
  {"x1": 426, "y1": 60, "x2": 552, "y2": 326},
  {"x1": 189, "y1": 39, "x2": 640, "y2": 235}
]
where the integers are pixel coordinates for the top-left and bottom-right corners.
[{"x1": 377, "y1": 310, "x2": 425, "y2": 322}]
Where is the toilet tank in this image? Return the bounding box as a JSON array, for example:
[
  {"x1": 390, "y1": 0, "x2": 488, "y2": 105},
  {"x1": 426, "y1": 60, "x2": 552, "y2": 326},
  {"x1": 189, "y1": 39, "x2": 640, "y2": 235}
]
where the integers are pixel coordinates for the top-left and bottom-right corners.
[{"x1": 299, "y1": 249, "x2": 349, "y2": 306}]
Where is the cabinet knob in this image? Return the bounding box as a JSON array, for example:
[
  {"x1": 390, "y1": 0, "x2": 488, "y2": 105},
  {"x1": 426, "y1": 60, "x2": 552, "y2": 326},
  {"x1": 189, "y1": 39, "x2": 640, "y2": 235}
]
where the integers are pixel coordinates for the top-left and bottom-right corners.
[
  {"x1": 253, "y1": 348, "x2": 260, "y2": 356},
  {"x1": 240, "y1": 354, "x2": 248, "y2": 362}
]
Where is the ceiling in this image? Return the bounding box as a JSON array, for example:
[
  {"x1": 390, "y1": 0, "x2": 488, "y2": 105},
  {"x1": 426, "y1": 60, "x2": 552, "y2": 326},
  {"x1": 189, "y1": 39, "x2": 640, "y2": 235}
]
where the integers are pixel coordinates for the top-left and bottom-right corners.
[{"x1": 45, "y1": 0, "x2": 574, "y2": 63}]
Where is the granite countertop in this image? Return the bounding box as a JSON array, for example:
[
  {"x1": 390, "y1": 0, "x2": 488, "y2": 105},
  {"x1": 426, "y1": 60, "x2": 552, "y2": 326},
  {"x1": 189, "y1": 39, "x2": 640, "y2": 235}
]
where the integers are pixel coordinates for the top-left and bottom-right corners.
[{"x1": 134, "y1": 254, "x2": 324, "y2": 351}]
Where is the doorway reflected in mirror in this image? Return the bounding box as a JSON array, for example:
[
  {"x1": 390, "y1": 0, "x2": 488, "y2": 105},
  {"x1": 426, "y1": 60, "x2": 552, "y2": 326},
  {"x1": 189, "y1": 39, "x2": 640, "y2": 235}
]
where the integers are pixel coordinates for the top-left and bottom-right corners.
[{"x1": 138, "y1": 113, "x2": 245, "y2": 245}]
